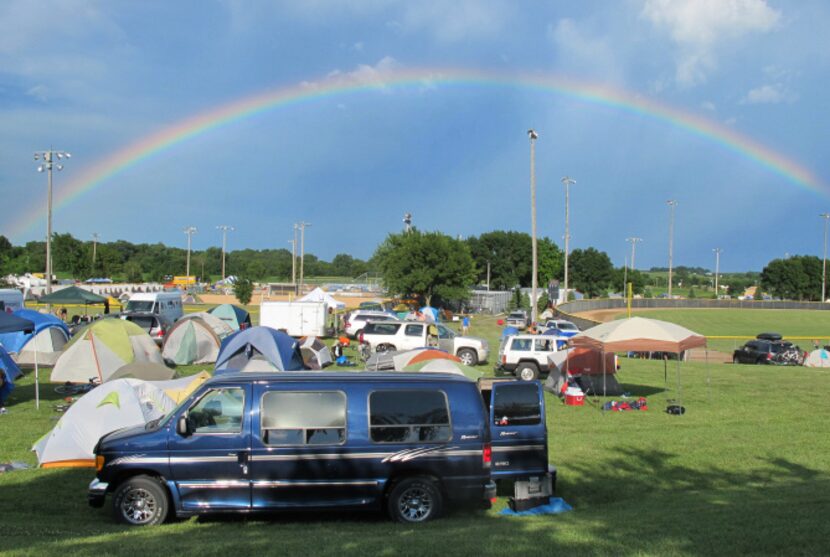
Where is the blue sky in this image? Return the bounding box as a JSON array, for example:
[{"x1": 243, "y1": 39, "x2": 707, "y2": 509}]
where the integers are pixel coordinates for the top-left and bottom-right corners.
[{"x1": 1, "y1": 0, "x2": 829, "y2": 272}]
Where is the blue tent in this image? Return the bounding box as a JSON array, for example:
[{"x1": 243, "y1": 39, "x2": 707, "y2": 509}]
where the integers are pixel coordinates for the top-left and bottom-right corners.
[
  {"x1": 420, "y1": 306, "x2": 440, "y2": 322},
  {"x1": 208, "y1": 304, "x2": 252, "y2": 331},
  {"x1": 0, "y1": 310, "x2": 70, "y2": 354},
  {"x1": 214, "y1": 326, "x2": 306, "y2": 374},
  {"x1": 501, "y1": 326, "x2": 519, "y2": 338},
  {"x1": 0, "y1": 345, "x2": 22, "y2": 405},
  {"x1": 0, "y1": 312, "x2": 34, "y2": 335}
]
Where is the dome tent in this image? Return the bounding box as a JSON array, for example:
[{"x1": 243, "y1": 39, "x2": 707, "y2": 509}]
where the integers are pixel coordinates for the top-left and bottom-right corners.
[
  {"x1": 208, "y1": 304, "x2": 252, "y2": 331},
  {"x1": 0, "y1": 309, "x2": 70, "y2": 366},
  {"x1": 162, "y1": 312, "x2": 234, "y2": 365},
  {"x1": 214, "y1": 326, "x2": 305, "y2": 374},
  {"x1": 51, "y1": 319, "x2": 164, "y2": 384}
]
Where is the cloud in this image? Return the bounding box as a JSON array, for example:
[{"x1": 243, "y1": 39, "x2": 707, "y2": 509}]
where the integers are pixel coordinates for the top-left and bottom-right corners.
[
  {"x1": 741, "y1": 83, "x2": 798, "y2": 104},
  {"x1": 400, "y1": 0, "x2": 513, "y2": 42},
  {"x1": 548, "y1": 18, "x2": 620, "y2": 79},
  {"x1": 302, "y1": 57, "x2": 402, "y2": 92},
  {"x1": 26, "y1": 85, "x2": 49, "y2": 102},
  {"x1": 641, "y1": 0, "x2": 780, "y2": 86},
  {"x1": 701, "y1": 101, "x2": 716, "y2": 111}
]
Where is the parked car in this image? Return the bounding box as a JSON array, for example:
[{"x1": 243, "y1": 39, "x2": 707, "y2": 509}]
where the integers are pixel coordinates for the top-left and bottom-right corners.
[
  {"x1": 542, "y1": 319, "x2": 580, "y2": 337},
  {"x1": 505, "y1": 311, "x2": 529, "y2": 330},
  {"x1": 359, "y1": 321, "x2": 489, "y2": 365},
  {"x1": 90, "y1": 372, "x2": 511, "y2": 525},
  {"x1": 343, "y1": 310, "x2": 398, "y2": 338},
  {"x1": 732, "y1": 339, "x2": 788, "y2": 365},
  {"x1": 120, "y1": 312, "x2": 173, "y2": 347},
  {"x1": 496, "y1": 334, "x2": 559, "y2": 381}
]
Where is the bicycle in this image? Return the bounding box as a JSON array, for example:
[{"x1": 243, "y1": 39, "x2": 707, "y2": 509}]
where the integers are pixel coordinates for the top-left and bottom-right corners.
[{"x1": 54, "y1": 378, "x2": 100, "y2": 396}]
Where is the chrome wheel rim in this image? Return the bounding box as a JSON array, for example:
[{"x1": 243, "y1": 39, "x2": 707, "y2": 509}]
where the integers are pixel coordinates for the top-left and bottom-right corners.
[
  {"x1": 520, "y1": 368, "x2": 534, "y2": 381},
  {"x1": 398, "y1": 486, "x2": 432, "y2": 522},
  {"x1": 121, "y1": 487, "x2": 158, "y2": 525},
  {"x1": 459, "y1": 352, "x2": 474, "y2": 366}
]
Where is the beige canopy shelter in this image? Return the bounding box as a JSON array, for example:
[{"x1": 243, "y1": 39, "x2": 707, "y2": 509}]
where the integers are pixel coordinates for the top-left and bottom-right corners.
[{"x1": 569, "y1": 317, "x2": 707, "y2": 406}]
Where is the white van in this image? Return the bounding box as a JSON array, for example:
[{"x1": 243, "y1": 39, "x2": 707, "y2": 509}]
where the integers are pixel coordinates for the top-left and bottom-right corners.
[
  {"x1": 260, "y1": 301, "x2": 328, "y2": 337},
  {"x1": 0, "y1": 289, "x2": 24, "y2": 313},
  {"x1": 125, "y1": 290, "x2": 183, "y2": 322}
]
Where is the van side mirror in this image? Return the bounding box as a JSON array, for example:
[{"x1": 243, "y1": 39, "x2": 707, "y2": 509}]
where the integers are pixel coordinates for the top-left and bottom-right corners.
[{"x1": 177, "y1": 415, "x2": 192, "y2": 437}]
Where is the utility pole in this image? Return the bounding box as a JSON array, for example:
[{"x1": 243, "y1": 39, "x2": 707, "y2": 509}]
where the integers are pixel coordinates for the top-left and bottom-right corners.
[
  {"x1": 91, "y1": 232, "x2": 99, "y2": 267},
  {"x1": 562, "y1": 176, "x2": 577, "y2": 303},
  {"x1": 216, "y1": 225, "x2": 235, "y2": 282},
  {"x1": 183, "y1": 226, "x2": 197, "y2": 279},
  {"x1": 713, "y1": 248, "x2": 723, "y2": 298},
  {"x1": 292, "y1": 224, "x2": 298, "y2": 292},
  {"x1": 822, "y1": 213, "x2": 830, "y2": 302},
  {"x1": 298, "y1": 222, "x2": 311, "y2": 292},
  {"x1": 486, "y1": 260, "x2": 491, "y2": 292},
  {"x1": 34, "y1": 148, "x2": 71, "y2": 307},
  {"x1": 403, "y1": 212, "x2": 413, "y2": 233},
  {"x1": 627, "y1": 237, "x2": 642, "y2": 271},
  {"x1": 667, "y1": 200, "x2": 677, "y2": 298},
  {"x1": 528, "y1": 129, "x2": 539, "y2": 324}
]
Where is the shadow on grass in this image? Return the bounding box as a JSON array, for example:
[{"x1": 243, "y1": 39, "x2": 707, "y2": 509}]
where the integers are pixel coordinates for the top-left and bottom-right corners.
[{"x1": 1, "y1": 450, "x2": 828, "y2": 556}]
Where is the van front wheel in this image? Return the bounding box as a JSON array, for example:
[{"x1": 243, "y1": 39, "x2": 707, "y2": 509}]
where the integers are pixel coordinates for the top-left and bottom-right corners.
[
  {"x1": 388, "y1": 477, "x2": 443, "y2": 523},
  {"x1": 113, "y1": 475, "x2": 169, "y2": 526}
]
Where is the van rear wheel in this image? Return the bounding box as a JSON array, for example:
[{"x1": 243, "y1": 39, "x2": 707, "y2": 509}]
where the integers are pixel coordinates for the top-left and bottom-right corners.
[
  {"x1": 388, "y1": 477, "x2": 443, "y2": 523},
  {"x1": 112, "y1": 475, "x2": 169, "y2": 526}
]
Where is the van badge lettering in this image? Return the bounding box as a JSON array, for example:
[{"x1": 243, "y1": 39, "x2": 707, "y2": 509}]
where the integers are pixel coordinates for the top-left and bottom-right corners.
[
  {"x1": 500, "y1": 431, "x2": 518, "y2": 437},
  {"x1": 460, "y1": 435, "x2": 478, "y2": 440}
]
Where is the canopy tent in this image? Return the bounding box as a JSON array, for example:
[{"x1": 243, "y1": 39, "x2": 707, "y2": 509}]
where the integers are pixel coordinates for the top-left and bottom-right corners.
[
  {"x1": 37, "y1": 286, "x2": 108, "y2": 306},
  {"x1": 403, "y1": 358, "x2": 482, "y2": 380},
  {"x1": 0, "y1": 345, "x2": 22, "y2": 407},
  {"x1": 162, "y1": 312, "x2": 234, "y2": 365},
  {"x1": 298, "y1": 287, "x2": 346, "y2": 310},
  {"x1": 214, "y1": 326, "x2": 306, "y2": 374},
  {"x1": 298, "y1": 336, "x2": 333, "y2": 370},
  {"x1": 208, "y1": 304, "x2": 252, "y2": 331},
  {"x1": 0, "y1": 310, "x2": 70, "y2": 366},
  {"x1": 544, "y1": 349, "x2": 623, "y2": 396},
  {"x1": 569, "y1": 317, "x2": 707, "y2": 405},
  {"x1": 33, "y1": 378, "x2": 176, "y2": 468},
  {"x1": 51, "y1": 319, "x2": 164, "y2": 384}
]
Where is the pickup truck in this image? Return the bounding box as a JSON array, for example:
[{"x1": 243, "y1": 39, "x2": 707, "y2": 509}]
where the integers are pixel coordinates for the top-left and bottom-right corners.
[
  {"x1": 505, "y1": 311, "x2": 529, "y2": 330},
  {"x1": 360, "y1": 320, "x2": 489, "y2": 366}
]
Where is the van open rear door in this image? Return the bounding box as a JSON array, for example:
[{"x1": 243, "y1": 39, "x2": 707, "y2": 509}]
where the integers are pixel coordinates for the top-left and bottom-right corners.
[{"x1": 480, "y1": 378, "x2": 549, "y2": 480}]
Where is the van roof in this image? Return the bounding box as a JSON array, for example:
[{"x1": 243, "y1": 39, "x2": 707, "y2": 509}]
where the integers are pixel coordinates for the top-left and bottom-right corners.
[{"x1": 205, "y1": 371, "x2": 475, "y2": 386}]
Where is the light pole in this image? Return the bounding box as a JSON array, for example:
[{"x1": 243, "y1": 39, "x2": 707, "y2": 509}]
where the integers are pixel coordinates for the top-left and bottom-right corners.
[
  {"x1": 216, "y1": 225, "x2": 235, "y2": 282},
  {"x1": 625, "y1": 237, "x2": 642, "y2": 296},
  {"x1": 298, "y1": 221, "x2": 311, "y2": 292},
  {"x1": 713, "y1": 248, "x2": 723, "y2": 298},
  {"x1": 562, "y1": 176, "x2": 577, "y2": 303},
  {"x1": 403, "y1": 212, "x2": 413, "y2": 233},
  {"x1": 292, "y1": 224, "x2": 298, "y2": 291},
  {"x1": 667, "y1": 200, "x2": 677, "y2": 298},
  {"x1": 183, "y1": 226, "x2": 197, "y2": 279},
  {"x1": 821, "y1": 214, "x2": 830, "y2": 302},
  {"x1": 528, "y1": 129, "x2": 539, "y2": 324},
  {"x1": 91, "y1": 232, "x2": 99, "y2": 268},
  {"x1": 34, "y1": 149, "x2": 71, "y2": 305}
]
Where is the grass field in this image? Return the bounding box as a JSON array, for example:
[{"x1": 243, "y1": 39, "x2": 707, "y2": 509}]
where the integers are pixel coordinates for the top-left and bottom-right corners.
[{"x1": 2, "y1": 311, "x2": 829, "y2": 555}]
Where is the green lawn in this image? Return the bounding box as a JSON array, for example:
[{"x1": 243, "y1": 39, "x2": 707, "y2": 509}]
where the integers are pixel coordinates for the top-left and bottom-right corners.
[{"x1": 2, "y1": 312, "x2": 830, "y2": 555}]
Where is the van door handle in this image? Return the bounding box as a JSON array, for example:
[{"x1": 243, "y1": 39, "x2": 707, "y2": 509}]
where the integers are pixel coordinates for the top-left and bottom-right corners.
[{"x1": 237, "y1": 451, "x2": 249, "y2": 475}]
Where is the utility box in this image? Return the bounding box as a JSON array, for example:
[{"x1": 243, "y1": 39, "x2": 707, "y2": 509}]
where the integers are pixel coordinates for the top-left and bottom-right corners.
[
  {"x1": 508, "y1": 474, "x2": 553, "y2": 512},
  {"x1": 260, "y1": 301, "x2": 328, "y2": 337}
]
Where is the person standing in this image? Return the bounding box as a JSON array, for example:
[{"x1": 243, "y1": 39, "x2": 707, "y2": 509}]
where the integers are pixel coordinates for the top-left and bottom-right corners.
[{"x1": 462, "y1": 315, "x2": 470, "y2": 335}]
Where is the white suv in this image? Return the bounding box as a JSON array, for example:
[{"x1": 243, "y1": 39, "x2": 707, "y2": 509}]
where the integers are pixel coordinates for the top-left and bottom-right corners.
[
  {"x1": 497, "y1": 334, "x2": 559, "y2": 381},
  {"x1": 360, "y1": 321, "x2": 489, "y2": 366},
  {"x1": 343, "y1": 310, "x2": 397, "y2": 338}
]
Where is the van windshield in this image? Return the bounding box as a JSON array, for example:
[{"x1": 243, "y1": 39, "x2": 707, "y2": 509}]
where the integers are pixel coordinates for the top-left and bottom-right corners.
[{"x1": 126, "y1": 301, "x2": 154, "y2": 312}]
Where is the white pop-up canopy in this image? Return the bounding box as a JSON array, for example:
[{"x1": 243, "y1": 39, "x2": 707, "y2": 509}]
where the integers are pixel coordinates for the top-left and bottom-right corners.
[{"x1": 298, "y1": 287, "x2": 345, "y2": 309}]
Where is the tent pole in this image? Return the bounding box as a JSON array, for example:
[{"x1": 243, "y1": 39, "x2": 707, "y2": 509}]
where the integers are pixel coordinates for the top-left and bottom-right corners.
[
  {"x1": 705, "y1": 348, "x2": 711, "y2": 402},
  {"x1": 602, "y1": 348, "x2": 607, "y2": 401},
  {"x1": 34, "y1": 339, "x2": 40, "y2": 410},
  {"x1": 676, "y1": 357, "x2": 683, "y2": 413}
]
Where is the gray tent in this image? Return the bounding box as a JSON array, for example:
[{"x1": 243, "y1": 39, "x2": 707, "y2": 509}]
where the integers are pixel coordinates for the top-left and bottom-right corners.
[{"x1": 162, "y1": 312, "x2": 234, "y2": 365}]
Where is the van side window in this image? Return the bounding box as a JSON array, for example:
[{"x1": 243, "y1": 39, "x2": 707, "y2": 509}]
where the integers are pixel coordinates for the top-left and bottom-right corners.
[
  {"x1": 405, "y1": 324, "x2": 423, "y2": 336},
  {"x1": 369, "y1": 390, "x2": 450, "y2": 443},
  {"x1": 493, "y1": 384, "x2": 541, "y2": 426},
  {"x1": 189, "y1": 388, "x2": 245, "y2": 433},
  {"x1": 511, "y1": 338, "x2": 531, "y2": 351},
  {"x1": 261, "y1": 391, "x2": 346, "y2": 445}
]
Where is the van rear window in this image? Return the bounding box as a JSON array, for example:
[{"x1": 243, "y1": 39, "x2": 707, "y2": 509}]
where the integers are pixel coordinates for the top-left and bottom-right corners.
[
  {"x1": 493, "y1": 384, "x2": 541, "y2": 426},
  {"x1": 369, "y1": 390, "x2": 450, "y2": 443},
  {"x1": 261, "y1": 391, "x2": 346, "y2": 445}
]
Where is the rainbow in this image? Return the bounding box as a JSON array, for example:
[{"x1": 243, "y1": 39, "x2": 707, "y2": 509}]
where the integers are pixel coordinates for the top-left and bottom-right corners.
[{"x1": 10, "y1": 67, "x2": 826, "y2": 238}]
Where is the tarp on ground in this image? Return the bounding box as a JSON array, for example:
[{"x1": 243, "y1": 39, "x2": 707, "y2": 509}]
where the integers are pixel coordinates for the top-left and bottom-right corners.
[
  {"x1": 298, "y1": 288, "x2": 346, "y2": 310},
  {"x1": 37, "y1": 286, "x2": 108, "y2": 306},
  {"x1": 51, "y1": 319, "x2": 164, "y2": 384},
  {"x1": 0, "y1": 345, "x2": 22, "y2": 404},
  {"x1": 0, "y1": 310, "x2": 70, "y2": 366},
  {"x1": 33, "y1": 379, "x2": 176, "y2": 468},
  {"x1": 214, "y1": 326, "x2": 305, "y2": 374},
  {"x1": 162, "y1": 312, "x2": 234, "y2": 364},
  {"x1": 208, "y1": 304, "x2": 252, "y2": 331}
]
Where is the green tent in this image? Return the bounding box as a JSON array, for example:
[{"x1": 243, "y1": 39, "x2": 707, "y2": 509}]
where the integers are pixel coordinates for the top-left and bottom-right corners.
[{"x1": 38, "y1": 286, "x2": 108, "y2": 305}]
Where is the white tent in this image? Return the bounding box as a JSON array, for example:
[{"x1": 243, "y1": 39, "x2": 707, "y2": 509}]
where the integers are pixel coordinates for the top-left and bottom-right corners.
[
  {"x1": 162, "y1": 312, "x2": 234, "y2": 365},
  {"x1": 15, "y1": 327, "x2": 69, "y2": 366},
  {"x1": 33, "y1": 379, "x2": 176, "y2": 468},
  {"x1": 804, "y1": 348, "x2": 830, "y2": 368},
  {"x1": 299, "y1": 287, "x2": 345, "y2": 309}
]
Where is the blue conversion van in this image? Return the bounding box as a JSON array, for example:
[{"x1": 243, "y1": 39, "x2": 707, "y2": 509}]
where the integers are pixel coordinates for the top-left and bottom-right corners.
[{"x1": 88, "y1": 372, "x2": 502, "y2": 525}]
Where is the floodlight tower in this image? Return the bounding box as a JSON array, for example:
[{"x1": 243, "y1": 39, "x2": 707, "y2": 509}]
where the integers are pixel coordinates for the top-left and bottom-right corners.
[
  {"x1": 34, "y1": 148, "x2": 71, "y2": 304},
  {"x1": 666, "y1": 200, "x2": 678, "y2": 298},
  {"x1": 183, "y1": 226, "x2": 197, "y2": 279},
  {"x1": 528, "y1": 129, "x2": 539, "y2": 324},
  {"x1": 561, "y1": 176, "x2": 577, "y2": 303},
  {"x1": 298, "y1": 222, "x2": 311, "y2": 292},
  {"x1": 822, "y1": 213, "x2": 830, "y2": 302},
  {"x1": 403, "y1": 212, "x2": 413, "y2": 233},
  {"x1": 713, "y1": 248, "x2": 723, "y2": 298},
  {"x1": 91, "y1": 232, "x2": 100, "y2": 266},
  {"x1": 216, "y1": 225, "x2": 235, "y2": 282}
]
